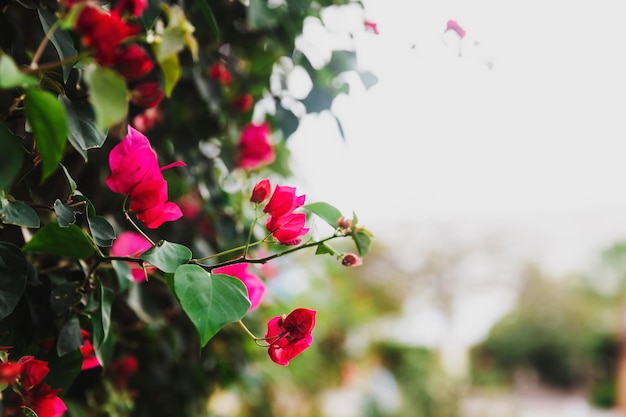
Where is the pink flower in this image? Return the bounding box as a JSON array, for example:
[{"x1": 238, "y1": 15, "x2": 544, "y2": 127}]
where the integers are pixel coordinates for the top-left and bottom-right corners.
[
  {"x1": 132, "y1": 106, "x2": 164, "y2": 133},
  {"x1": 79, "y1": 330, "x2": 101, "y2": 370},
  {"x1": 213, "y1": 263, "x2": 265, "y2": 311},
  {"x1": 364, "y1": 20, "x2": 379, "y2": 34},
  {"x1": 23, "y1": 383, "x2": 67, "y2": 417},
  {"x1": 177, "y1": 193, "x2": 202, "y2": 219},
  {"x1": 234, "y1": 93, "x2": 253, "y2": 112},
  {"x1": 236, "y1": 122, "x2": 275, "y2": 170},
  {"x1": 266, "y1": 213, "x2": 308, "y2": 245},
  {"x1": 106, "y1": 126, "x2": 185, "y2": 228},
  {"x1": 263, "y1": 185, "x2": 305, "y2": 218},
  {"x1": 250, "y1": 179, "x2": 271, "y2": 204},
  {"x1": 111, "y1": 231, "x2": 155, "y2": 282},
  {"x1": 445, "y1": 19, "x2": 466, "y2": 39},
  {"x1": 265, "y1": 308, "x2": 316, "y2": 366},
  {"x1": 0, "y1": 361, "x2": 22, "y2": 385}
]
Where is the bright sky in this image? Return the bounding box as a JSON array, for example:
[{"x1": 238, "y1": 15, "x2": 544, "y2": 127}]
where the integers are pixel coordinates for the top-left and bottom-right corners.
[{"x1": 287, "y1": 0, "x2": 626, "y2": 350}]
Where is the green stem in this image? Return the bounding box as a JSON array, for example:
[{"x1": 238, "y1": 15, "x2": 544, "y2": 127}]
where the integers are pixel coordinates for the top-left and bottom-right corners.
[
  {"x1": 193, "y1": 239, "x2": 265, "y2": 263},
  {"x1": 243, "y1": 205, "x2": 260, "y2": 259},
  {"x1": 123, "y1": 203, "x2": 155, "y2": 246}
]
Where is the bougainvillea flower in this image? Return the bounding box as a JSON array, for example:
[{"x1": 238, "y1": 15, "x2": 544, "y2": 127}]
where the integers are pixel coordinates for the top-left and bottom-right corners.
[
  {"x1": 106, "y1": 126, "x2": 185, "y2": 228},
  {"x1": 236, "y1": 122, "x2": 275, "y2": 170},
  {"x1": 79, "y1": 330, "x2": 102, "y2": 370},
  {"x1": 18, "y1": 356, "x2": 50, "y2": 391},
  {"x1": 75, "y1": 6, "x2": 138, "y2": 66},
  {"x1": 250, "y1": 179, "x2": 271, "y2": 204},
  {"x1": 114, "y1": 45, "x2": 154, "y2": 80},
  {"x1": 364, "y1": 20, "x2": 379, "y2": 34},
  {"x1": 132, "y1": 106, "x2": 163, "y2": 133},
  {"x1": 265, "y1": 308, "x2": 316, "y2": 366},
  {"x1": 109, "y1": 354, "x2": 139, "y2": 389},
  {"x1": 234, "y1": 93, "x2": 253, "y2": 112},
  {"x1": 208, "y1": 62, "x2": 232, "y2": 85},
  {"x1": 213, "y1": 263, "x2": 266, "y2": 311},
  {"x1": 111, "y1": 231, "x2": 155, "y2": 282},
  {"x1": 263, "y1": 185, "x2": 305, "y2": 218},
  {"x1": 112, "y1": 0, "x2": 148, "y2": 17},
  {"x1": 130, "y1": 81, "x2": 164, "y2": 108},
  {"x1": 266, "y1": 213, "x2": 309, "y2": 245},
  {"x1": 0, "y1": 361, "x2": 22, "y2": 385},
  {"x1": 445, "y1": 19, "x2": 466, "y2": 39},
  {"x1": 23, "y1": 383, "x2": 67, "y2": 417}
]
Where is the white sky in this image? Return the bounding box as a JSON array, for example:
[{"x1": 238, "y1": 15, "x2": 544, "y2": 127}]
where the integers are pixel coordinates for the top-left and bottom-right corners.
[{"x1": 287, "y1": 0, "x2": 626, "y2": 349}]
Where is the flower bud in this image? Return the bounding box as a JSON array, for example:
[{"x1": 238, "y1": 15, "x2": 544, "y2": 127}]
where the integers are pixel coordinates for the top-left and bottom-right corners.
[
  {"x1": 251, "y1": 179, "x2": 272, "y2": 204},
  {"x1": 341, "y1": 253, "x2": 362, "y2": 267},
  {"x1": 336, "y1": 216, "x2": 352, "y2": 230}
]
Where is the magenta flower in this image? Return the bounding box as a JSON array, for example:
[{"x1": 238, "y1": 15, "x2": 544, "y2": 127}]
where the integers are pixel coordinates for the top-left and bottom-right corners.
[
  {"x1": 263, "y1": 185, "x2": 305, "y2": 218},
  {"x1": 213, "y1": 263, "x2": 265, "y2": 311},
  {"x1": 237, "y1": 122, "x2": 275, "y2": 170},
  {"x1": 265, "y1": 308, "x2": 316, "y2": 366},
  {"x1": 79, "y1": 330, "x2": 101, "y2": 370},
  {"x1": 262, "y1": 184, "x2": 309, "y2": 244},
  {"x1": 106, "y1": 126, "x2": 185, "y2": 229},
  {"x1": 250, "y1": 178, "x2": 272, "y2": 204},
  {"x1": 445, "y1": 19, "x2": 466, "y2": 39},
  {"x1": 110, "y1": 231, "x2": 155, "y2": 282}
]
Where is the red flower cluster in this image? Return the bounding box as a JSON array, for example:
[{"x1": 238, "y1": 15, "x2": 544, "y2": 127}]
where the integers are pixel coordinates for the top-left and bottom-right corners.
[
  {"x1": 106, "y1": 126, "x2": 186, "y2": 229},
  {"x1": 0, "y1": 356, "x2": 67, "y2": 417},
  {"x1": 236, "y1": 122, "x2": 275, "y2": 170},
  {"x1": 108, "y1": 354, "x2": 139, "y2": 390},
  {"x1": 208, "y1": 62, "x2": 232, "y2": 85},
  {"x1": 70, "y1": 1, "x2": 163, "y2": 107},
  {"x1": 265, "y1": 308, "x2": 316, "y2": 366},
  {"x1": 256, "y1": 181, "x2": 309, "y2": 245}
]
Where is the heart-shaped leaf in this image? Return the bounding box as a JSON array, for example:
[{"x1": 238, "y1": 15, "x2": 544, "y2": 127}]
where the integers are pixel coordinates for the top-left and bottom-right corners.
[
  {"x1": 304, "y1": 202, "x2": 342, "y2": 228},
  {"x1": 23, "y1": 223, "x2": 96, "y2": 259},
  {"x1": 0, "y1": 201, "x2": 40, "y2": 228},
  {"x1": 139, "y1": 240, "x2": 191, "y2": 273},
  {"x1": 172, "y1": 264, "x2": 250, "y2": 346}
]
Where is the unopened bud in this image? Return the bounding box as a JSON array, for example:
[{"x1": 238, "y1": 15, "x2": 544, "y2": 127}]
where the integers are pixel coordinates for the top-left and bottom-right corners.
[
  {"x1": 341, "y1": 253, "x2": 362, "y2": 267},
  {"x1": 250, "y1": 178, "x2": 272, "y2": 204},
  {"x1": 336, "y1": 216, "x2": 352, "y2": 230}
]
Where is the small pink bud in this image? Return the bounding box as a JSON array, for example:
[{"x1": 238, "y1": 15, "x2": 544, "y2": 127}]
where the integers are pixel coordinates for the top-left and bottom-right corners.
[
  {"x1": 341, "y1": 253, "x2": 362, "y2": 267},
  {"x1": 336, "y1": 216, "x2": 352, "y2": 230},
  {"x1": 251, "y1": 179, "x2": 272, "y2": 204}
]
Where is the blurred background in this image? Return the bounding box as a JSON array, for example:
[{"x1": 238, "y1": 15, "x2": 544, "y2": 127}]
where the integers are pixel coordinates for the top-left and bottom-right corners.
[{"x1": 264, "y1": 0, "x2": 626, "y2": 416}]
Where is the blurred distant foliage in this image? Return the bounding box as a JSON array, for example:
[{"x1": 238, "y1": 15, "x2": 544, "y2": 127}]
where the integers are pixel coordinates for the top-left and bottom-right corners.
[{"x1": 471, "y1": 265, "x2": 621, "y2": 407}]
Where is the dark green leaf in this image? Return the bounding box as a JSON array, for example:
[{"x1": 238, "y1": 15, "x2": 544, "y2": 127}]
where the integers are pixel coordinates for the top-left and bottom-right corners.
[
  {"x1": 50, "y1": 281, "x2": 82, "y2": 314},
  {"x1": 87, "y1": 215, "x2": 115, "y2": 247},
  {"x1": 57, "y1": 317, "x2": 82, "y2": 356},
  {"x1": 172, "y1": 265, "x2": 250, "y2": 346},
  {"x1": 0, "y1": 124, "x2": 23, "y2": 191},
  {"x1": 0, "y1": 242, "x2": 28, "y2": 320},
  {"x1": 192, "y1": 0, "x2": 220, "y2": 41},
  {"x1": 59, "y1": 163, "x2": 77, "y2": 196},
  {"x1": 0, "y1": 201, "x2": 40, "y2": 228},
  {"x1": 54, "y1": 199, "x2": 77, "y2": 227},
  {"x1": 92, "y1": 281, "x2": 114, "y2": 367},
  {"x1": 304, "y1": 202, "x2": 343, "y2": 228},
  {"x1": 62, "y1": 97, "x2": 107, "y2": 161},
  {"x1": 23, "y1": 407, "x2": 36, "y2": 417},
  {"x1": 139, "y1": 240, "x2": 191, "y2": 273},
  {"x1": 38, "y1": 9, "x2": 77, "y2": 82},
  {"x1": 23, "y1": 223, "x2": 96, "y2": 259},
  {"x1": 24, "y1": 89, "x2": 69, "y2": 181},
  {"x1": 45, "y1": 349, "x2": 83, "y2": 391},
  {"x1": 0, "y1": 54, "x2": 38, "y2": 88},
  {"x1": 111, "y1": 260, "x2": 132, "y2": 291},
  {"x1": 83, "y1": 65, "x2": 128, "y2": 130}
]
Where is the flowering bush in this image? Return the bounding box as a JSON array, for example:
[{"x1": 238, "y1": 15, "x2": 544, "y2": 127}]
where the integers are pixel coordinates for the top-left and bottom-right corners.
[{"x1": 0, "y1": 0, "x2": 378, "y2": 415}]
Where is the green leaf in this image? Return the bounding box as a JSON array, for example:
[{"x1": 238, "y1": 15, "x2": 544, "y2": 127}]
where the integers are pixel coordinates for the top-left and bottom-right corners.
[
  {"x1": 45, "y1": 349, "x2": 83, "y2": 391},
  {"x1": 59, "y1": 163, "x2": 77, "y2": 195},
  {"x1": 158, "y1": 53, "x2": 181, "y2": 97},
  {"x1": 0, "y1": 201, "x2": 40, "y2": 228},
  {"x1": 0, "y1": 124, "x2": 24, "y2": 191},
  {"x1": 83, "y1": 65, "x2": 128, "y2": 130},
  {"x1": 87, "y1": 215, "x2": 115, "y2": 247},
  {"x1": 304, "y1": 202, "x2": 343, "y2": 228},
  {"x1": 24, "y1": 89, "x2": 69, "y2": 181},
  {"x1": 92, "y1": 281, "x2": 114, "y2": 367},
  {"x1": 23, "y1": 223, "x2": 96, "y2": 259},
  {"x1": 0, "y1": 54, "x2": 38, "y2": 88},
  {"x1": 353, "y1": 228, "x2": 373, "y2": 256},
  {"x1": 248, "y1": 0, "x2": 280, "y2": 29},
  {"x1": 38, "y1": 9, "x2": 77, "y2": 82},
  {"x1": 57, "y1": 317, "x2": 82, "y2": 356},
  {"x1": 191, "y1": 0, "x2": 220, "y2": 41},
  {"x1": 62, "y1": 97, "x2": 107, "y2": 161},
  {"x1": 315, "y1": 243, "x2": 335, "y2": 256},
  {"x1": 0, "y1": 242, "x2": 28, "y2": 320},
  {"x1": 139, "y1": 240, "x2": 191, "y2": 273},
  {"x1": 172, "y1": 265, "x2": 250, "y2": 346},
  {"x1": 54, "y1": 198, "x2": 77, "y2": 227},
  {"x1": 50, "y1": 281, "x2": 82, "y2": 314},
  {"x1": 23, "y1": 407, "x2": 37, "y2": 417}
]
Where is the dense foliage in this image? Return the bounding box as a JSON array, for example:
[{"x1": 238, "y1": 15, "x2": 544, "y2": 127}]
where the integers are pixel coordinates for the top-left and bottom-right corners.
[{"x1": 0, "y1": 0, "x2": 378, "y2": 415}]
